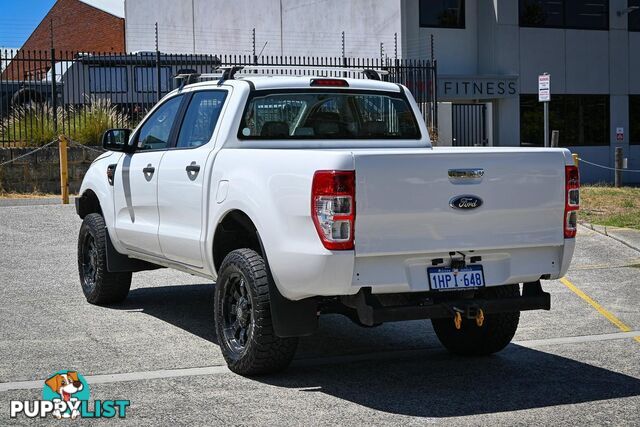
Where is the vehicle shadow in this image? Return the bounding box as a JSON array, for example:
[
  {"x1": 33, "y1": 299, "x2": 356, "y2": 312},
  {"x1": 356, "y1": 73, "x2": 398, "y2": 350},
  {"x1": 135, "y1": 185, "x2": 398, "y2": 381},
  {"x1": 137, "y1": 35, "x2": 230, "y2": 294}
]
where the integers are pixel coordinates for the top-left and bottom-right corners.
[
  {"x1": 262, "y1": 344, "x2": 640, "y2": 418},
  {"x1": 116, "y1": 283, "x2": 219, "y2": 344},
  {"x1": 113, "y1": 284, "x2": 640, "y2": 418}
]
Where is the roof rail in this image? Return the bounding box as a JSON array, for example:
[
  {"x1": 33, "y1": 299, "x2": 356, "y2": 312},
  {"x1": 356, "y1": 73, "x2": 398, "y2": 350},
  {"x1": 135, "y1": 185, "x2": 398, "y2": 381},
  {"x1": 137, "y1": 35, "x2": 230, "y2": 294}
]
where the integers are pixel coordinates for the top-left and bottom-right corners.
[
  {"x1": 173, "y1": 65, "x2": 389, "y2": 87},
  {"x1": 236, "y1": 65, "x2": 389, "y2": 80}
]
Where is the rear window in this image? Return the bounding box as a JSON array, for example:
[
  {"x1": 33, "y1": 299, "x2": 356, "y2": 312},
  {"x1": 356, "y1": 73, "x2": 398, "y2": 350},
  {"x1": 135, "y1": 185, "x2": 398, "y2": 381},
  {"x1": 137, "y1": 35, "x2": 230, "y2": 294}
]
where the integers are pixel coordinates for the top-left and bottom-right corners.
[{"x1": 238, "y1": 90, "x2": 421, "y2": 140}]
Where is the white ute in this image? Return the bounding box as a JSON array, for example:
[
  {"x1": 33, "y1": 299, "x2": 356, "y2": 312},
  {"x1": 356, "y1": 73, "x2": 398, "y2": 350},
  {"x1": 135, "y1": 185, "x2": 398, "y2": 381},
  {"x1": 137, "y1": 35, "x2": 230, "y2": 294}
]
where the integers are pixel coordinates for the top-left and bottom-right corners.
[{"x1": 75, "y1": 67, "x2": 580, "y2": 375}]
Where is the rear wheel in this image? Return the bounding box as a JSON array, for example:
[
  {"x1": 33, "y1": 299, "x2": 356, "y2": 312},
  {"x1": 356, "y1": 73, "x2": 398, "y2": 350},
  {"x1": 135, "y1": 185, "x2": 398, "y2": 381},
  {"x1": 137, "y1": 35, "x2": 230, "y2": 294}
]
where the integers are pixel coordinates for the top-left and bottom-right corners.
[
  {"x1": 77, "y1": 213, "x2": 132, "y2": 305},
  {"x1": 214, "y1": 249, "x2": 298, "y2": 375},
  {"x1": 431, "y1": 284, "x2": 520, "y2": 356}
]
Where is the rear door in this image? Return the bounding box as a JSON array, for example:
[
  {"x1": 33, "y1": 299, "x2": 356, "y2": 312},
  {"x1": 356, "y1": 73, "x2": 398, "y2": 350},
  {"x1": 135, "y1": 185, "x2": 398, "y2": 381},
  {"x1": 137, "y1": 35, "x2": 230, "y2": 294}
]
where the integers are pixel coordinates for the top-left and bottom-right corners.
[
  {"x1": 113, "y1": 94, "x2": 184, "y2": 256},
  {"x1": 353, "y1": 149, "x2": 567, "y2": 256},
  {"x1": 157, "y1": 89, "x2": 229, "y2": 267}
]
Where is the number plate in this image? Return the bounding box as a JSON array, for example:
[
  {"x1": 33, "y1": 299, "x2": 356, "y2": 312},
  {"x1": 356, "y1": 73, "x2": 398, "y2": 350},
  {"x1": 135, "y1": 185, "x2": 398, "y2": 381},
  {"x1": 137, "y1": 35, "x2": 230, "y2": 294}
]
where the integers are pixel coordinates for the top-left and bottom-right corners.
[{"x1": 427, "y1": 265, "x2": 485, "y2": 291}]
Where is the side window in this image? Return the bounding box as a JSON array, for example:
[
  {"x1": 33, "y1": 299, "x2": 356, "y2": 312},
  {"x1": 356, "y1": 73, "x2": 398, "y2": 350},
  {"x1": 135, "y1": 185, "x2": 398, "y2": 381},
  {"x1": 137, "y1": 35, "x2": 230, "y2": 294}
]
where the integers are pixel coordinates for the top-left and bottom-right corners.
[
  {"x1": 353, "y1": 95, "x2": 419, "y2": 137},
  {"x1": 176, "y1": 91, "x2": 227, "y2": 148},
  {"x1": 136, "y1": 95, "x2": 183, "y2": 150}
]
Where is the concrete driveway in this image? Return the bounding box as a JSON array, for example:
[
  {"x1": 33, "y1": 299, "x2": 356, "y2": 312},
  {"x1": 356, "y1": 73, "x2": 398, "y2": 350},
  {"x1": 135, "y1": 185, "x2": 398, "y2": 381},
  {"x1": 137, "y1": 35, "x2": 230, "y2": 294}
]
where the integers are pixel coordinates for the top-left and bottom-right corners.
[{"x1": 0, "y1": 202, "x2": 638, "y2": 425}]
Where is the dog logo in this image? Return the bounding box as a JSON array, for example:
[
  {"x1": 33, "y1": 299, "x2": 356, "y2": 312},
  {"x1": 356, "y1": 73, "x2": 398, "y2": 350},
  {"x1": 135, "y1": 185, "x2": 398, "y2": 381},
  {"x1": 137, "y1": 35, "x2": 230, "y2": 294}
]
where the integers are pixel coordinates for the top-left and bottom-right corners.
[
  {"x1": 11, "y1": 369, "x2": 129, "y2": 419},
  {"x1": 42, "y1": 370, "x2": 90, "y2": 419}
]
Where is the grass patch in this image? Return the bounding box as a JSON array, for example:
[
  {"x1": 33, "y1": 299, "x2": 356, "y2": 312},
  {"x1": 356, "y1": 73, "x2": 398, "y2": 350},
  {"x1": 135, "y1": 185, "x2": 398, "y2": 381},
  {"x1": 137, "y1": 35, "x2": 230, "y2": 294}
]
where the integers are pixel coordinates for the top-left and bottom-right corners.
[
  {"x1": 1, "y1": 97, "x2": 131, "y2": 146},
  {"x1": 580, "y1": 185, "x2": 640, "y2": 230}
]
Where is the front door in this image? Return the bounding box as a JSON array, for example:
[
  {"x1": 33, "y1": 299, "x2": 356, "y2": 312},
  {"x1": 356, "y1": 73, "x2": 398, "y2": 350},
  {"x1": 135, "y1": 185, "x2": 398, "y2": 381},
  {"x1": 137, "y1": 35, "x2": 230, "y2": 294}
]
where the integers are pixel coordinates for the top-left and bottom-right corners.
[
  {"x1": 113, "y1": 94, "x2": 184, "y2": 256},
  {"x1": 157, "y1": 90, "x2": 228, "y2": 267}
]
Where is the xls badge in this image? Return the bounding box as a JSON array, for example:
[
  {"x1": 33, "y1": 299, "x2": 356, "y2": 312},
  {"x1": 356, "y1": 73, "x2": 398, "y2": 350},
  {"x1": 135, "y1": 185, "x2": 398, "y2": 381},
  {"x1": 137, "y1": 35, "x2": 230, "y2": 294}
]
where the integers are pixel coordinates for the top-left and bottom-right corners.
[
  {"x1": 10, "y1": 370, "x2": 130, "y2": 419},
  {"x1": 450, "y1": 195, "x2": 483, "y2": 210}
]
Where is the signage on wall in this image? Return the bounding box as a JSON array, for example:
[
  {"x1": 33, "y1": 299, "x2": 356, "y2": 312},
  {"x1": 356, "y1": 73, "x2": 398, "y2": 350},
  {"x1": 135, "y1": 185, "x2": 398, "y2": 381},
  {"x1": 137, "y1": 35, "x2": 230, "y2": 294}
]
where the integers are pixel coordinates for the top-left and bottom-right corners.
[
  {"x1": 538, "y1": 73, "x2": 550, "y2": 102},
  {"x1": 616, "y1": 127, "x2": 624, "y2": 142},
  {"x1": 438, "y1": 75, "x2": 518, "y2": 100}
]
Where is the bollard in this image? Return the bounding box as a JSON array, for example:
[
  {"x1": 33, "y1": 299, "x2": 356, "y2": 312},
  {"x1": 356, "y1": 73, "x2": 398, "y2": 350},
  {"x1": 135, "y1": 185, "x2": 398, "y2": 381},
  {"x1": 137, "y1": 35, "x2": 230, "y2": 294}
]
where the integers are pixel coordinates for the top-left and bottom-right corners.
[
  {"x1": 58, "y1": 135, "x2": 69, "y2": 204},
  {"x1": 615, "y1": 147, "x2": 623, "y2": 188}
]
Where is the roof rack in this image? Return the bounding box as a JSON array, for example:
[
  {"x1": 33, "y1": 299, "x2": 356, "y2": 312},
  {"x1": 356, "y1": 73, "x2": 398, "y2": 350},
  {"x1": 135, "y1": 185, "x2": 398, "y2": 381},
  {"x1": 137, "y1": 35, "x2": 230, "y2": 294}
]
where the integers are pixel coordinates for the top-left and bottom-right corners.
[{"x1": 174, "y1": 65, "x2": 389, "y2": 88}]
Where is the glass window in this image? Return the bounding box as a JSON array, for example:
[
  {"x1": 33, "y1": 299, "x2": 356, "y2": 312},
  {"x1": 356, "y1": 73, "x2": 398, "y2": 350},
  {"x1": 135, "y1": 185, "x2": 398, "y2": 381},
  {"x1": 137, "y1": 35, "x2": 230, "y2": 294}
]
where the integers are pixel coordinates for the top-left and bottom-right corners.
[
  {"x1": 630, "y1": 96, "x2": 640, "y2": 145},
  {"x1": 629, "y1": 0, "x2": 640, "y2": 31},
  {"x1": 136, "y1": 95, "x2": 183, "y2": 150},
  {"x1": 520, "y1": 94, "x2": 610, "y2": 147},
  {"x1": 89, "y1": 67, "x2": 127, "y2": 93},
  {"x1": 519, "y1": 0, "x2": 609, "y2": 30},
  {"x1": 419, "y1": 0, "x2": 465, "y2": 28},
  {"x1": 176, "y1": 91, "x2": 227, "y2": 148},
  {"x1": 134, "y1": 67, "x2": 171, "y2": 93},
  {"x1": 238, "y1": 91, "x2": 421, "y2": 140}
]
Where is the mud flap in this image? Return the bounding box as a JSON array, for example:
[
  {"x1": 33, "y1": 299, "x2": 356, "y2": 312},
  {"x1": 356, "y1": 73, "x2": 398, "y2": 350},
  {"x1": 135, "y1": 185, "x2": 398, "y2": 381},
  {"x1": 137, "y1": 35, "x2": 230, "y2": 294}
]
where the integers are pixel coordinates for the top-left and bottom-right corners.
[
  {"x1": 267, "y1": 279, "x2": 319, "y2": 338},
  {"x1": 105, "y1": 228, "x2": 163, "y2": 273}
]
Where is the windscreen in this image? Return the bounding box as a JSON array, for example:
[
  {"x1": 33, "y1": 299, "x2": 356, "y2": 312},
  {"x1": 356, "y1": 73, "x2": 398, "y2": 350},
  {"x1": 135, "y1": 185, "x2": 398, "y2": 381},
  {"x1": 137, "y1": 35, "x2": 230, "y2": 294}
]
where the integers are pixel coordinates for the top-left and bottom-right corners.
[{"x1": 238, "y1": 90, "x2": 421, "y2": 140}]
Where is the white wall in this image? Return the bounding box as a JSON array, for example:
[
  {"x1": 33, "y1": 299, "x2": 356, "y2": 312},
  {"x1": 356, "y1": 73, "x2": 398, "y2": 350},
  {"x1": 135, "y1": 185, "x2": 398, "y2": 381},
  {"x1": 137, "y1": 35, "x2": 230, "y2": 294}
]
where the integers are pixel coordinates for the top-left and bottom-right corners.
[
  {"x1": 125, "y1": 0, "x2": 402, "y2": 57},
  {"x1": 401, "y1": 0, "x2": 478, "y2": 73}
]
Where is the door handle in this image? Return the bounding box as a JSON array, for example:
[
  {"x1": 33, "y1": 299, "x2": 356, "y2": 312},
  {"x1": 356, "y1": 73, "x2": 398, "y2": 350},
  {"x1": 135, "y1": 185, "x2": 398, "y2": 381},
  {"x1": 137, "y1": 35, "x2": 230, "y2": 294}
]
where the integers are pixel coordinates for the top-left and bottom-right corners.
[
  {"x1": 142, "y1": 164, "x2": 155, "y2": 181},
  {"x1": 186, "y1": 162, "x2": 200, "y2": 181}
]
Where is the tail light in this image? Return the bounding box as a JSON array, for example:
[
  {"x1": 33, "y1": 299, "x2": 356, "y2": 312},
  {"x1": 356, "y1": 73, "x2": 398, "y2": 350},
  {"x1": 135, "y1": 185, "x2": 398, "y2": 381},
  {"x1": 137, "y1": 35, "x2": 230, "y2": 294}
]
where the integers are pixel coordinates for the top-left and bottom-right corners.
[
  {"x1": 311, "y1": 170, "x2": 355, "y2": 250},
  {"x1": 310, "y1": 79, "x2": 349, "y2": 87},
  {"x1": 564, "y1": 165, "x2": 580, "y2": 238}
]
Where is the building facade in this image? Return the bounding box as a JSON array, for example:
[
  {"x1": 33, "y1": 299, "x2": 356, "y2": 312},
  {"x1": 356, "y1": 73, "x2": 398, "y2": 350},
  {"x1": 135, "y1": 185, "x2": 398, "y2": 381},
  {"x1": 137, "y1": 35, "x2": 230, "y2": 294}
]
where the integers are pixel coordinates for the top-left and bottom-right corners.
[{"x1": 125, "y1": 0, "x2": 640, "y2": 183}]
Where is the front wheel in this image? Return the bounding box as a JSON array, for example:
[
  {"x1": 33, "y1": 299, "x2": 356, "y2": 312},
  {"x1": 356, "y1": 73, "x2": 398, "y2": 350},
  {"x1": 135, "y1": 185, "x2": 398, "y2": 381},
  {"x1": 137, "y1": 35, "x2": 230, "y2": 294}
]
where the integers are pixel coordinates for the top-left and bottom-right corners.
[
  {"x1": 431, "y1": 284, "x2": 520, "y2": 356},
  {"x1": 77, "y1": 213, "x2": 132, "y2": 305},
  {"x1": 214, "y1": 249, "x2": 298, "y2": 375}
]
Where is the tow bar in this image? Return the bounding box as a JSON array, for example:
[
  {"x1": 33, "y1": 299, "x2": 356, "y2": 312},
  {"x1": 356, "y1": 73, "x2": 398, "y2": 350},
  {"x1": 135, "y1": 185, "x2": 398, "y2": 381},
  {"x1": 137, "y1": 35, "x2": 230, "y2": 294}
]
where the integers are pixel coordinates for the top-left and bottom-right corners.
[{"x1": 340, "y1": 281, "x2": 550, "y2": 327}]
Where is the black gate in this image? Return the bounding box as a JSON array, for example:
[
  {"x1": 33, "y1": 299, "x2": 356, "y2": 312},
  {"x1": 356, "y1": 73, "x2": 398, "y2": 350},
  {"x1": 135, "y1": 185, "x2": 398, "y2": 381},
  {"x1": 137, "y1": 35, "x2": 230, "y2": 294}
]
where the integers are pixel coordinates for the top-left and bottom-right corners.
[{"x1": 452, "y1": 104, "x2": 487, "y2": 146}]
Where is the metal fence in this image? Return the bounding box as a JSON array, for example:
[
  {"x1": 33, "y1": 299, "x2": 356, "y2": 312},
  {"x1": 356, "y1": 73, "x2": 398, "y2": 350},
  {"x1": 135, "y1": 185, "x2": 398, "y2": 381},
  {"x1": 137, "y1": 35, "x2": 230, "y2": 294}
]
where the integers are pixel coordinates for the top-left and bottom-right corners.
[{"x1": 0, "y1": 49, "x2": 437, "y2": 147}]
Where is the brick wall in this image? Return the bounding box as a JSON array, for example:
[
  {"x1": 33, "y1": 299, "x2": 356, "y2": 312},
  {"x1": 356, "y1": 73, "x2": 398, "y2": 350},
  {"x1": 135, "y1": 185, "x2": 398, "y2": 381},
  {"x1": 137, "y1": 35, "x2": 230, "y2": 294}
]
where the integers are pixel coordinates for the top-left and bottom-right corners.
[
  {"x1": 0, "y1": 146, "x2": 102, "y2": 193},
  {"x1": 2, "y1": 0, "x2": 125, "y2": 80}
]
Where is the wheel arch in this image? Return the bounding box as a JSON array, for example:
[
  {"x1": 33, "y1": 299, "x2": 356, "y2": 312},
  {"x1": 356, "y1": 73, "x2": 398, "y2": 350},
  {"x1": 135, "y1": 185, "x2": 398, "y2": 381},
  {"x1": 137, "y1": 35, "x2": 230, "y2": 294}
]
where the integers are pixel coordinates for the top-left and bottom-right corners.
[
  {"x1": 11, "y1": 88, "x2": 45, "y2": 106},
  {"x1": 212, "y1": 209, "x2": 263, "y2": 274},
  {"x1": 75, "y1": 189, "x2": 103, "y2": 219}
]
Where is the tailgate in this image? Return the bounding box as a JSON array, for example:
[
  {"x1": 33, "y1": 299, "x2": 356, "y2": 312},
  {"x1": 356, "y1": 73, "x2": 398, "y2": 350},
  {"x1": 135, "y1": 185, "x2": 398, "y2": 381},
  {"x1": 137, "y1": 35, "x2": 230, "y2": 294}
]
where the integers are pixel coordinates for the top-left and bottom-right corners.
[{"x1": 354, "y1": 149, "x2": 568, "y2": 256}]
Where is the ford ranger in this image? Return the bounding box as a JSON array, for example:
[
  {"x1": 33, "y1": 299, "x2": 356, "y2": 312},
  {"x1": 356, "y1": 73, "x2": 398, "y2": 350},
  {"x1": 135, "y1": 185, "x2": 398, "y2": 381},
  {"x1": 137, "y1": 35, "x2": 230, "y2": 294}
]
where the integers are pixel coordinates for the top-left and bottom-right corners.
[{"x1": 75, "y1": 67, "x2": 579, "y2": 375}]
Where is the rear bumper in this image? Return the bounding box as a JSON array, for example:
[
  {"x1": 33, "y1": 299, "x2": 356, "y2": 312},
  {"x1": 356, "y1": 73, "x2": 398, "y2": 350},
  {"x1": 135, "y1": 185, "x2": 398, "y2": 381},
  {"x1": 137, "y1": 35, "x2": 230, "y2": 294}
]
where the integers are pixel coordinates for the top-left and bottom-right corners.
[
  {"x1": 340, "y1": 282, "x2": 550, "y2": 327},
  {"x1": 270, "y1": 243, "x2": 573, "y2": 301}
]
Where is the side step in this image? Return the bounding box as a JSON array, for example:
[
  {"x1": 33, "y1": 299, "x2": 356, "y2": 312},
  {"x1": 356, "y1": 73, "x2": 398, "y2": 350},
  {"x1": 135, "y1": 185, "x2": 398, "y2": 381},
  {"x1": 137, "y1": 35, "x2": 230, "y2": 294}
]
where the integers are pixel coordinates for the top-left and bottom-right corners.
[{"x1": 340, "y1": 282, "x2": 550, "y2": 327}]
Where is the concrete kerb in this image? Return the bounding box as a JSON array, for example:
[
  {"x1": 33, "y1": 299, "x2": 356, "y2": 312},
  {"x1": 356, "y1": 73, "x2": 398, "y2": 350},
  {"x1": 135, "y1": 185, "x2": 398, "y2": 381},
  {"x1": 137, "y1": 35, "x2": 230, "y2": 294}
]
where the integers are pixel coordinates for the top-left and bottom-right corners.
[{"x1": 580, "y1": 221, "x2": 640, "y2": 253}]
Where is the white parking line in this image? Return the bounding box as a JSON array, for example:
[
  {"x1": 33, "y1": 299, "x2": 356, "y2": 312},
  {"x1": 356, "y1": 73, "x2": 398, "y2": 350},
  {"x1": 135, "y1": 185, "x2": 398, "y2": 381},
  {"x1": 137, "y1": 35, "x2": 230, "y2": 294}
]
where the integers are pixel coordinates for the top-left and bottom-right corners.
[
  {"x1": 512, "y1": 330, "x2": 640, "y2": 347},
  {"x1": 1, "y1": 330, "x2": 637, "y2": 393},
  {"x1": 0, "y1": 366, "x2": 229, "y2": 392}
]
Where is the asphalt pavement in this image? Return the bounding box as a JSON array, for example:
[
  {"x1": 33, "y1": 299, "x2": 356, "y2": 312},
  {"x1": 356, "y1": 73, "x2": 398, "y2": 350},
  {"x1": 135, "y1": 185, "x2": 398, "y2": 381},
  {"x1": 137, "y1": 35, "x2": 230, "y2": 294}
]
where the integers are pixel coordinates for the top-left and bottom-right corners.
[{"x1": 0, "y1": 201, "x2": 638, "y2": 425}]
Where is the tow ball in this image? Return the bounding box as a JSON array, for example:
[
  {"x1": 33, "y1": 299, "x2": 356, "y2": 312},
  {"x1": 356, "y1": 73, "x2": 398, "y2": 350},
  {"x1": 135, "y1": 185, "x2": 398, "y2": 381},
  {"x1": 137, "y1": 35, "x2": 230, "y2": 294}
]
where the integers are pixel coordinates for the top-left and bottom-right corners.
[{"x1": 452, "y1": 306, "x2": 485, "y2": 329}]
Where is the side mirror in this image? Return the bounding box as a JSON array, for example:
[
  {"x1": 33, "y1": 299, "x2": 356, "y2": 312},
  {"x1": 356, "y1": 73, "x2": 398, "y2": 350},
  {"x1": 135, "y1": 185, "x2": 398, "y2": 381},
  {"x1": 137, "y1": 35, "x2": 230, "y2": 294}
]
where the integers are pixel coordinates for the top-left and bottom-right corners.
[{"x1": 102, "y1": 129, "x2": 133, "y2": 152}]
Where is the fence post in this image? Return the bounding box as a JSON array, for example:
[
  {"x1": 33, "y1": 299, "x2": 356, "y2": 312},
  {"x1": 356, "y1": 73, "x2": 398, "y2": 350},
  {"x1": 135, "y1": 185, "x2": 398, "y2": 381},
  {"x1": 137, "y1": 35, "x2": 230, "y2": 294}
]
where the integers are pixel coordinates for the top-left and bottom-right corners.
[
  {"x1": 572, "y1": 153, "x2": 579, "y2": 168},
  {"x1": 58, "y1": 135, "x2": 69, "y2": 204},
  {"x1": 155, "y1": 22, "x2": 161, "y2": 103},
  {"x1": 615, "y1": 146, "x2": 623, "y2": 188},
  {"x1": 50, "y1": 48, "x2": 58, "y2": 135}
]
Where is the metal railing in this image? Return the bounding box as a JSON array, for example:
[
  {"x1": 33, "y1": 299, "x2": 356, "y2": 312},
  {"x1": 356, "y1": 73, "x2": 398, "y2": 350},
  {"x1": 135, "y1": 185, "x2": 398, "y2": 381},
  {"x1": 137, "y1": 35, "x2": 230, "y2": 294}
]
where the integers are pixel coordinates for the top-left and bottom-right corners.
[{"x1": 1, "y1": 49, "x2": 437, "y2": 147}]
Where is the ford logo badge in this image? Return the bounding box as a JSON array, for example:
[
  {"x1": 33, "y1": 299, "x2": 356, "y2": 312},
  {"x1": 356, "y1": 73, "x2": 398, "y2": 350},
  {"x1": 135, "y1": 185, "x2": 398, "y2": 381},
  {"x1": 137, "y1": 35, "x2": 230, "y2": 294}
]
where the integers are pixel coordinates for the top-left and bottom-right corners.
[{"x1": 450, "y1": 195, "x2": 483, "y2": 210}]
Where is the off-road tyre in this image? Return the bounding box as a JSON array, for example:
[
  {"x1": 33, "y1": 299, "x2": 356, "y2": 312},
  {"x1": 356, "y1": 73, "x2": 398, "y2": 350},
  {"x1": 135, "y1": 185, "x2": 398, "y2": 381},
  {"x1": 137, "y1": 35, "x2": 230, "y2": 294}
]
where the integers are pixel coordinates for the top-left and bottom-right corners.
[
  {"x1": 78, "y1": 213, "x2": 132, "y2": 305},
  {"x1": 431, "y1": 284, "x2": 520, "y2": 356},
  {"x1": 214, "y1": 248, "x2": 298, "y2": 375}
]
